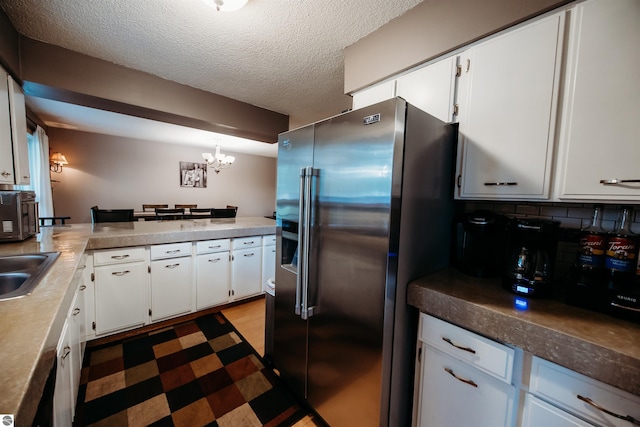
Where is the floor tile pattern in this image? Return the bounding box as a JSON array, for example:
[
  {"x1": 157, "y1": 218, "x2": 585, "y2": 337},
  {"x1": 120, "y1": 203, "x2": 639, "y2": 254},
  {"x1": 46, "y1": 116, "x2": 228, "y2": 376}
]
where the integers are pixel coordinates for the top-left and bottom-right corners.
[{"x1": 73, "y1": 313, "x2": 307, "y2": 427}]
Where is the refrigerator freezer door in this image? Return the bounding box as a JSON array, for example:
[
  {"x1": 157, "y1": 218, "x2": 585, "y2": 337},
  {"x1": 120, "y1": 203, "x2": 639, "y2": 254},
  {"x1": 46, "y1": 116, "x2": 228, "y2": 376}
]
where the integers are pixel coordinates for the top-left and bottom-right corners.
[
  {"x1": 274, "y1": 124, "x2": 314, "y2": 398},
  {"x1": 306, "y1": 99, "x2": 405, "y2": 426}
]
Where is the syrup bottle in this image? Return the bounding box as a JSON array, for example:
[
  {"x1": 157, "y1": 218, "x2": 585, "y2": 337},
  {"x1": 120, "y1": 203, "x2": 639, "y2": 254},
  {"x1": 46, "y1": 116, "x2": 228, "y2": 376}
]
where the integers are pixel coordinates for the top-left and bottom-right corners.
[
  {"x1": 605, "y1": 206, "x2": 638, "y2": 291},
  {"x1": 578, "y1": 205, "x2": 607, "y2": 267}
]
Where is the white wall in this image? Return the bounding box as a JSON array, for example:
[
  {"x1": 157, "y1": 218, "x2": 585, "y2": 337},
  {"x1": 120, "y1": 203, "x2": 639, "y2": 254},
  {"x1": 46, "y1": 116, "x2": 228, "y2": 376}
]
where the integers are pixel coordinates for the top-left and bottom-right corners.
[{"x1": 48, "y1": 129, "x2": 277, "y2": 223}]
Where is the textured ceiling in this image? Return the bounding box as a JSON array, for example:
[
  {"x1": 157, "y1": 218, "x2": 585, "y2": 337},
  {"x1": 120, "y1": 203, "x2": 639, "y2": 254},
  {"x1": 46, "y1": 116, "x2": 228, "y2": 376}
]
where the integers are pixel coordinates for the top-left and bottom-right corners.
[{"x1": 0, "y1": 0, "x2": 424, "y2": 129}]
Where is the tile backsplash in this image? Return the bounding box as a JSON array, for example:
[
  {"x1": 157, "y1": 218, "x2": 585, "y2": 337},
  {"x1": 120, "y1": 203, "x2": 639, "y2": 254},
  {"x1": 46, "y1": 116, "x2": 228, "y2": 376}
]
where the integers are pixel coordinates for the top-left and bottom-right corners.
[{"x1": 460, "y1": 201, "x2": 640, "y2": 282}]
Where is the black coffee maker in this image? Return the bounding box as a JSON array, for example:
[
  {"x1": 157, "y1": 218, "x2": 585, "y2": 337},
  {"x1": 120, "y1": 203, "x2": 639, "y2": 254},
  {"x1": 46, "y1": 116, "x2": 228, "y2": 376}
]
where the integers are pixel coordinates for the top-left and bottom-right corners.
[
  {"x1": 503, "y1": 218, "x2": 560, "y2": 297},
  {"x1": 455, "y1": 211, "x2": 508, "y2": 278}
]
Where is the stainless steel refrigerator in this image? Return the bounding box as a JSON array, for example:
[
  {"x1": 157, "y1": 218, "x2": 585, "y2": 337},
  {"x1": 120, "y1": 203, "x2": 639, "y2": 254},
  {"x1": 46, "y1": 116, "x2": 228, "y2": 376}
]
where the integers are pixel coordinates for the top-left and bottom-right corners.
[{"x1": 273, "y1": 97, "x2": 456, "y2": 426}]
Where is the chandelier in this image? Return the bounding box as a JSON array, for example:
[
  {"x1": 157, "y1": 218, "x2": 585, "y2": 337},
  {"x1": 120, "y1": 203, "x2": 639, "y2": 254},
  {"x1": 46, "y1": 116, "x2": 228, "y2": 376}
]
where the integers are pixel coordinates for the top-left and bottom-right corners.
[{"x1": 202, "y1": 146, "x2": 235, "y2": 174}]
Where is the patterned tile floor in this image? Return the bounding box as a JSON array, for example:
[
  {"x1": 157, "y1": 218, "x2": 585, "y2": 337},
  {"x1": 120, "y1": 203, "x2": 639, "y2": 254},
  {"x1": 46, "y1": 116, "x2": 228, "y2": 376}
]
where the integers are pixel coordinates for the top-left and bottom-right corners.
[{"x1": 73, "y1": 312, "x2": 308, "y2": 426}]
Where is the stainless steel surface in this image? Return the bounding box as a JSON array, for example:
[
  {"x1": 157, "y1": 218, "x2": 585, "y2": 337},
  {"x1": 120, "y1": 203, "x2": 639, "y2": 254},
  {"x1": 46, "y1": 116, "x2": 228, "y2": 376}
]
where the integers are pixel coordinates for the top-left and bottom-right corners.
[
  {"x1": 0, "y1": 252, "x2": 60, "y2": 300},
  {"x1": 274, "y1": 98, "x2": 456, "y2": 426},
  {"x1": 0, "y1": 190, "x2": 38, "y2": 241}
]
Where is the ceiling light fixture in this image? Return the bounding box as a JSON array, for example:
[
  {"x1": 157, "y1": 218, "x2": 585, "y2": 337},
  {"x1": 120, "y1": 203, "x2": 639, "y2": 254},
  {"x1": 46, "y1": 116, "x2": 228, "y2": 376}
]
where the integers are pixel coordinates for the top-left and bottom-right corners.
[
  {"x1": 49, "y1": 152, "x2": 69, "y2": 173},
  {"x1": 202, "y1": 146, "x2": 235, "y2": 174},
  {"x1": 212, "y1": 0, "x2": 248, "y2": 12}
]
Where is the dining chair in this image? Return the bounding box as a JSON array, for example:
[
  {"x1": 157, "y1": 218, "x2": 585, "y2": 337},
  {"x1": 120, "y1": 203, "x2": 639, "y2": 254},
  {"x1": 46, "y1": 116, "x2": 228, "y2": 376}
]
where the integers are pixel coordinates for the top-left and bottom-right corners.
[
  {"x1": 91, "y1": 207, "x2": 135, "y2": 223},
  {"x1": 212, "y1": 208, "x2": 237, "y2": 218},
  {"x1": 155, "y1": 208, "x2": 185, "y2": 220},
  {"x1": 189, "y1": 208, "x2": 213, "y2": 218},
  {"x1": 142, "y1": 204, "x2": 168, "y2": 212},
  {"x1": 175, "y1": 204, "x2": 197, "y2": 215}
]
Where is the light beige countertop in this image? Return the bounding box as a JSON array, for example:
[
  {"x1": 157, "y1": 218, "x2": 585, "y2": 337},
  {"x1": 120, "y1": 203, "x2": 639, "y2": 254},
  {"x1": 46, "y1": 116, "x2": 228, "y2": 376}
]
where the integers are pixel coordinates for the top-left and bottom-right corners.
[
  {"x1": 408, "y1": 268, "x2": 640, "y2": 397},
  {"x1": 0, "y1": 217, "x2": 275, "y2": 426}
]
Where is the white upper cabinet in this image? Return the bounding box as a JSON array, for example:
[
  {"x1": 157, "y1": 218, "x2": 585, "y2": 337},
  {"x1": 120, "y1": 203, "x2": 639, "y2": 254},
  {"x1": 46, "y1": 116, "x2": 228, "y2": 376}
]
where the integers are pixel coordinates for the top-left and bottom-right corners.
[
  {"x1": 554, "y1": 0, "x2": 640, "y2": 201},
  {"x1": 7, "y1": 76, "x2": 29, "y2": 185},
  {"x1": 455, "y1": 12, "x2": 565, "y2": 200},
  {"x1": 351, "y1": 80, "x2": 396, "y2": 110},
  {"x1": 396, "y1": 55, "x2": 458, "y2": 123},
  {"x1": 0, "y1": 67, "x2": 14, "y2": 185}
]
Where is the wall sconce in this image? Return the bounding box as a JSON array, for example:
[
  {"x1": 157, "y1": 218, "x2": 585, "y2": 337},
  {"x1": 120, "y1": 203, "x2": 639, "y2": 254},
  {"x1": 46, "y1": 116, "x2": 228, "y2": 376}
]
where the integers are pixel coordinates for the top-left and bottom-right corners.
[
  {"x1": 202, "y1": 145, "x2": 235, "y2": 174},
  {"x1": 50, "y1": 152, "x2": 69, "y2": 173}
]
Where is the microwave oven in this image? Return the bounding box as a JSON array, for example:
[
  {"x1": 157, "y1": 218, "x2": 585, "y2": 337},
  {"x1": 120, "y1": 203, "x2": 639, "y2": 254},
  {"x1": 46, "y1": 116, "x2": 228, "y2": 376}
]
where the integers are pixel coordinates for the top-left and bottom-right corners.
[{"x1": 0, "y1": 191, "x2": 38, "y2": 241}]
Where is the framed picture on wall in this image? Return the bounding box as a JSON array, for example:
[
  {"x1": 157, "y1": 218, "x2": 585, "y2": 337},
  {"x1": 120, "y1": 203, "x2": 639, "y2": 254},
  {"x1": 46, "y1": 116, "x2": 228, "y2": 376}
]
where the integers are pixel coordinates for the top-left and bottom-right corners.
[{"x1": 180, "y1": 162, "x2": 207, "y2": 188}]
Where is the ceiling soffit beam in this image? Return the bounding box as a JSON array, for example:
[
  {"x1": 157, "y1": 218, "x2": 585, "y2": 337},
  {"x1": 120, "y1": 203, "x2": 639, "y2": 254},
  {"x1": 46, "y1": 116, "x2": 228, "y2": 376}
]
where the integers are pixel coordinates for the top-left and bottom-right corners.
[{"x1": 19, "y1": 37, "x2": 288, "y2": 143}]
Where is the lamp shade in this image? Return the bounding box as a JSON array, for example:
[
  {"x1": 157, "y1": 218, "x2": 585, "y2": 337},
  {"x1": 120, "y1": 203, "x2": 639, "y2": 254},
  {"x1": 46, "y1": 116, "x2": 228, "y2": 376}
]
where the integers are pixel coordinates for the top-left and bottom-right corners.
[{"x1": 50, "y1": 152, "x2": 68, "y2": 165}]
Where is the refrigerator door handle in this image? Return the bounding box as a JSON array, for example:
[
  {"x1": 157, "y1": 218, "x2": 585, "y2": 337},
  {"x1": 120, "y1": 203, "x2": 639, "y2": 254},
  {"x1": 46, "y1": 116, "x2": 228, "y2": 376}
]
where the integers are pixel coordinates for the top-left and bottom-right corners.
[
  {"x1": 295, "y1": 168, "x2": 308, "y2": 316},
  {"x1": 301, "y1": 167, "x2": 317, "y2": 320}
]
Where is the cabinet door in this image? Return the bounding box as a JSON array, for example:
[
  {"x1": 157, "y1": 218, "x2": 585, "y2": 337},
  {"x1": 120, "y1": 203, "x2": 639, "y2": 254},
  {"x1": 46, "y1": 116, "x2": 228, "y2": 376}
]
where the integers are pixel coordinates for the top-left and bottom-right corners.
[
  {"x1": 396, "y1": 56, "x2": 458, "y2": 123},
  {"x1": 68, "y1": 287, "x2": 83, "y2": 410},
  {"x1": 522, "y1": 394, "x2": 594, "y2": 427},
  {"x1": 53, "y1": 323, "x2": 72, "y2": 427},
  {"x1": 456, "y1": 13, "x2": 564, "y2": 199},
  {"x1": 352, "y1": 80, "x2": 396, "y2": 110},
  {"x1": 150, "y1": 257, "x2": 192, "y2": 322},
  {"x1": 416, "y1": 344, "x2": 515, "y2": 427},
  {"x1": 196, "y1": 252, "x2": 230, "y2": 309},
  {"x1": 232, "y1": 246, "x2": 262, "y2": 300},
  {"x1": 556, "y1": 0, "x2": 640, "y2": 201},
  {"x1": 94, "y1": 262, "x2": 148, "y2": 335},
  {"x1": 7, "y1": 76, "x2": 29, "y2": 185},
  {"x1": 0, "y1": 67, "x2": 14, "y2": 185},
  {"x1": 261, "y1": 244, "x2": 276, "y2": 293}
]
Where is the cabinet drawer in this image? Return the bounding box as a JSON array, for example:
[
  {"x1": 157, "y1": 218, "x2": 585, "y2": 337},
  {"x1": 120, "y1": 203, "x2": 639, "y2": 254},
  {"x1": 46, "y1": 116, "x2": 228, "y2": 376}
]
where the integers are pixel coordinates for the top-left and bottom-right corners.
[
  {"x1": 196, "y1": 239, "x2": 230, "y2": 254},
  {"x1": 530, "y1": 356, "x2": 640, "y2": 427},
  {"x1": 419, "y1": 313, "x2": 514, "y2": 383},
  {"x1": 262, "y1": 235, "x2": 276, "y2": 246},
  {"x1": 233, "y1": 236, "x2": 261, "y2": 249},
  {"x1": 522, "y1": 393, "x2": 594, "y2": 427},
  {"x1": 417, "y1": 344, "x2": 515, "y2": 427},
  {"x1": 93, "y1": 247, "x2": 146, "y2": 266},
  {"x1": 150, "y1": 242, "x2": 191, "y2": 260}
]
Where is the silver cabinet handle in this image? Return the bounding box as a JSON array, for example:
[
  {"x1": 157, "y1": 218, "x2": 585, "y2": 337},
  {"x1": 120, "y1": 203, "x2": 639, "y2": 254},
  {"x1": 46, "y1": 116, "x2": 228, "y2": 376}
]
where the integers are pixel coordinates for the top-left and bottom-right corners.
[
  {"x1": 600, "y1": 179, "x2": 640, "y2": 185},
  {"x1": 61, "y1": 346, "x2": 71, "y2": 360},
  {"x1": 208, "y1": 245, "x2": 221, "y2": 249},
  {"x1": 164, "y1": 263, "x2": 180, "y2": 269},
  {"x1": 112, "y1": 270, "x2": 131, "y2": 276},
  {"x1": 442, "y1": 337, "x2": 476, "y2": 354},
  {"x1": 111, "y1": 254, "x2": 130, "y2": 260},
  {"x1": 243, "y1": 253, "x2": 255, "y2": 257},
  {"x1": 577, "y1": 395, "x2": 640, "y2": 425},
  {"x1": 73, "y1": 308, "x2": 81, "y2": 316},
  {"x1": 165, "y1": 249, "x2": 181, "y2": 254},
  {"x1": 484, "y1": 182, "x2": 517, "y2": 186},
  {"x1": 208, "y1": 258, "x2": 221, "y2": 263},
  {"x1": 243, "y1": 241, "x2": 255, "y2": 245},
  {"x1": 79, "y1": 285, "x2": 86, "y2": 291},
  {"x1": 444, "y1": 367, "x2": 478, "y2": 388},
  {"x1": 1, "y1": 171, "x2": 11, "y2": 177}
]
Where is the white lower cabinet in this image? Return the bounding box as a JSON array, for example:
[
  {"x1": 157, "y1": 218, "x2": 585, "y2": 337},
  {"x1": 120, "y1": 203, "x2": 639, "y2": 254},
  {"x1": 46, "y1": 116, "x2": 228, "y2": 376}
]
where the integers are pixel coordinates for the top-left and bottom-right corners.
[
  {"x1": 526, "y1": 356, "x2": 640, "y2": 427},
  {"x1": 93, "y1": 247, "x2": 149, "y2": 335},
  {"x1": 195, "y1": 239, "x2": 231, "y2": 310},
  {"x1": 53, "y1": 272, "x2": 86, "y2": 427},
  {"x1": 150, "y1": 242, "x2": 192, "y2": 322},
  {"x1": 231, "y1": 236, "x2": 263, "y2": 300},
  {"x1": 261, "y1": 235, "x2": 276, "y2": 292},
  {"x1": 53, "y1": 322, "x2": 72, "y2": 427},
  {"x1": 414, "y1": 313, "x2": 517, "y2": 427}
]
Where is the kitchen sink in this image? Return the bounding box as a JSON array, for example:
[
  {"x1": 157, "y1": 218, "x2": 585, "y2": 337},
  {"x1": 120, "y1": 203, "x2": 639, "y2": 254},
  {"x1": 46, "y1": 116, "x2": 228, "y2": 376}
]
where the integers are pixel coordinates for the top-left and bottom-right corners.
[{"x1": 0, "y1": 252, "x2": 60, "y2": 301}]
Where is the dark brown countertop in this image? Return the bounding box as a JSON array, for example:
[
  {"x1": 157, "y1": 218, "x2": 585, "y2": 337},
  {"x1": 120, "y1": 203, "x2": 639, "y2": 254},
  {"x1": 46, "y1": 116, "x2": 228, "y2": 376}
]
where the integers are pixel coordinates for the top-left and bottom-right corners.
[{"x1": 407, "y1": 268, "x2": 640, "y2": 396}]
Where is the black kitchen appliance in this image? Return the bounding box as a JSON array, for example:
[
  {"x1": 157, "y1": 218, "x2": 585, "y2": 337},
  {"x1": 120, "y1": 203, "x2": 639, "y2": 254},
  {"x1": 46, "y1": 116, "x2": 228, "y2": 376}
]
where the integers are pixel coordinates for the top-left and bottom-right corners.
[
  {"x1": 455, "y1": 210, "x2": 508, "y2": 278},
  {"x1": 503, "y1": 218, "x2": 560, "y2": 297}
]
